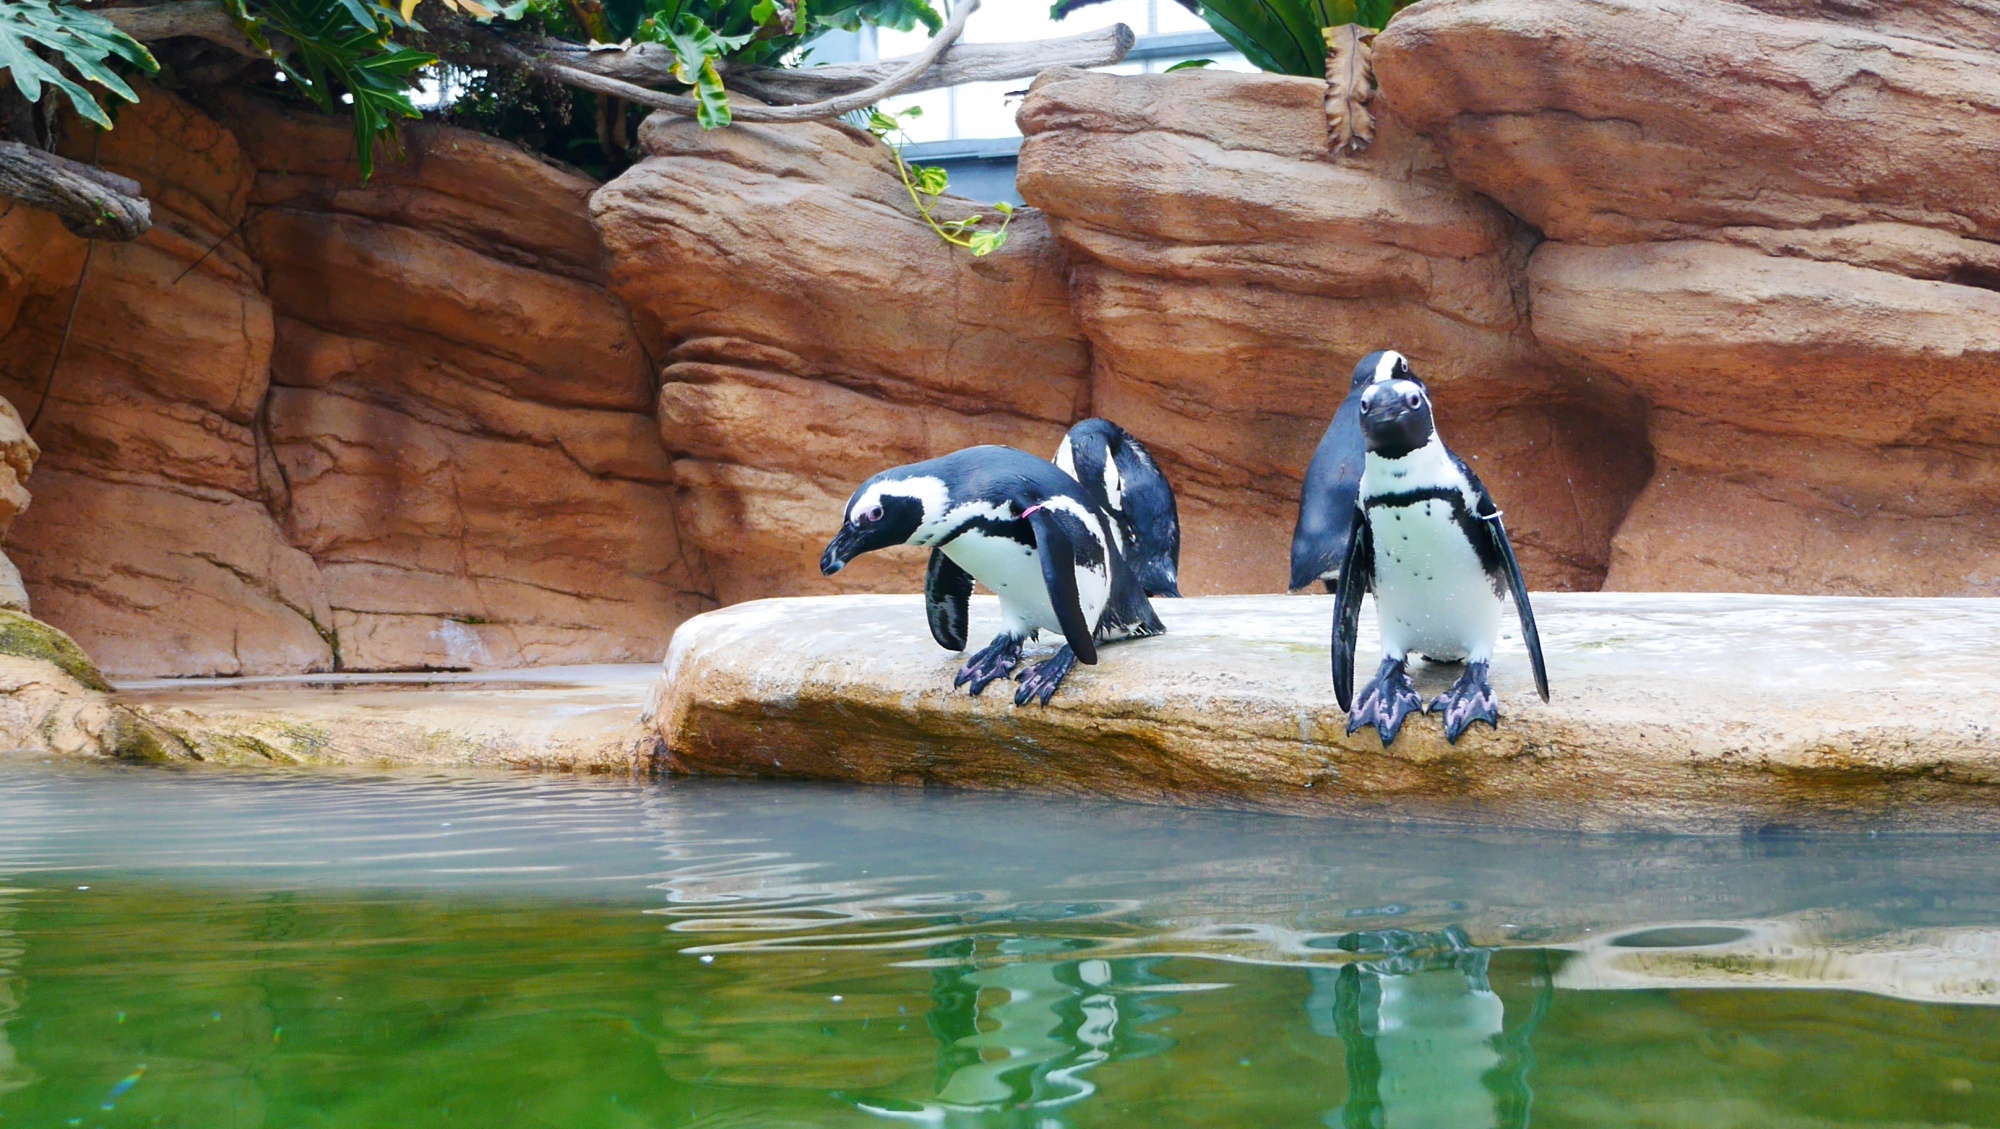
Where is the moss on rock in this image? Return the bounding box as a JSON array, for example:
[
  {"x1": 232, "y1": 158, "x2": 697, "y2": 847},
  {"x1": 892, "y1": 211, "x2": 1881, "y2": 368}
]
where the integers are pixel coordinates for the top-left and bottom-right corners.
[{"x1": 0, "y1": 609, "x2": 111, "y2": 691}]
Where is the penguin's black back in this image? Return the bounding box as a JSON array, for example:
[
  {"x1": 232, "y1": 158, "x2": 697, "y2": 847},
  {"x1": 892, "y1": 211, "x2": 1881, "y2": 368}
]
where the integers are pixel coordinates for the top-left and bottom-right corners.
[{"x1": 1059, "y1": 419, "x2": 1183, "y2": 598}]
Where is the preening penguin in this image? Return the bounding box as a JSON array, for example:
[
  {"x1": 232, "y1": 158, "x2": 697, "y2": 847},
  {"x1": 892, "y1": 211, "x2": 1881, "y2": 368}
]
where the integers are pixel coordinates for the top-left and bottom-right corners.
[
  {"x1": 1291, "y1": 350, "x2": 1411, "y2": 593},
  {"x1": 1054, "y1": 418, "x2": 1183, "y2": 598},
  {"x1": 820, "y1": 445, "x2": 1165, "y2": 706},
  {"x1": 1330, "y1": 360, "x2": 1550, "y2": 745}
]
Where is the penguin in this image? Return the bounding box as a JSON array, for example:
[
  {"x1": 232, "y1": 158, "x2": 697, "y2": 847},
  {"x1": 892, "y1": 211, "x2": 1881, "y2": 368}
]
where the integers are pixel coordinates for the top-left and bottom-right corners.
[
  {"x1": 820, "y1": 445, "x2": 1165, "y2": 706},
  {"x1": 1053, "y1": 418, "x2": 1183, "y2": 598},
  {"x1": 1291, "y1": 350, "x2": 1406, "y2": 592},
  {"x1": 1329, "y1": 358, "x2": 1549, "y2": 745}
]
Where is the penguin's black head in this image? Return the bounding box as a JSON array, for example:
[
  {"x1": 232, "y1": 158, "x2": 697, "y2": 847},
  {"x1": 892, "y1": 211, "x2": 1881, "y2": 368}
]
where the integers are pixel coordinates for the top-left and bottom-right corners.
[
  {"x1": 820, "y1": 473, "x2": 937, "y2": 576},
  {"x1": 1358, "y1": 375, "x2": 1436, "y2": 459},
  {"x1": 1351, "y1": 349, "x2": 1416, "y2": 392}
]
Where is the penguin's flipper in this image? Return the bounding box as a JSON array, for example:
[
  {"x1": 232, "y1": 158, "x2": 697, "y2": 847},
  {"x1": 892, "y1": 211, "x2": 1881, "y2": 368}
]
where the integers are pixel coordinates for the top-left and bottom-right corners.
[
  {"x1": 1485, "y1": 510, "x2": 1550, "y2": 703},
  {"x1": 1111, "y1": 440, "x2": 1183, "y2": 599},
  {"x1": 1027, "y1": 508, "x2": 1100, "y2": 665},
  {"x1": 925, "y1": 548, "x2": 974, "y2": 651},
  {"x1": 1289, "y1": 387, "x2": 1368, "y2": 592},
  {"x1": 1330, "y1": 509, "x2": 1373, "y2": 713}
]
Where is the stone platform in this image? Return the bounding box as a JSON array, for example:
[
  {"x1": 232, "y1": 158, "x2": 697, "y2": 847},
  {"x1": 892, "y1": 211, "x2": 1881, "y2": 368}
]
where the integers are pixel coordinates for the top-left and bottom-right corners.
[
  {"x1": 117, "y1": 665, "x2": 658, "y2": 771},
  {"x1": 647, "y1": 593, "x2": 2000, "y2": 832}
]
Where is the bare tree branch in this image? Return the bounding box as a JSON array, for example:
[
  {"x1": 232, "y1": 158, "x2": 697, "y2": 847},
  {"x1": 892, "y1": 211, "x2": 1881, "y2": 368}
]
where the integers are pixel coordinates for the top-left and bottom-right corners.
[
  {"x1": 0, "y1": 140, "x2": 150, "y2": 240},
  {"x1": 502, "y1": 0, "x2": 979, "y2": 122},
  {"x1": 526, "y1": 23, "x2": 1133, "y2": 104},
  {"x1": 101, "y1": 1, "x2": 270, "y2": 55}
]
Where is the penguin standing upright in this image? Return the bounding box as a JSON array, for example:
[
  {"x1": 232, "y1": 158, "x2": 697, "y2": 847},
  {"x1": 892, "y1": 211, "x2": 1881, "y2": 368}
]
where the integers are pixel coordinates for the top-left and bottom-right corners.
[
  {"x1": 821, "y1": 445, "x2": 1164, "y2": 706},
  {"x1": 1291, "y1": 351, "x2": 1405, "y2": 592},
  {"x1": 1054, "y1": 418, "x2": 1183, "y2": 598},
  {"x1": 1330, "y1": 357, "x2": 1549, "y2": 745}
]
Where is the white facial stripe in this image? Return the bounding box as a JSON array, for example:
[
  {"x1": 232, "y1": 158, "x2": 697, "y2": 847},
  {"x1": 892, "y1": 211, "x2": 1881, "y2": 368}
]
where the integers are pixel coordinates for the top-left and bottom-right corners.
[
  {"x1": 852, "y1": 475, "x2": 948, "y2": 525},
  {"x1": 1371, "y1": 350, "x2": 1407, "y2": 385},
  {"x1": 1053, "y1": 436, "x2": 1076, "y2": 477}
]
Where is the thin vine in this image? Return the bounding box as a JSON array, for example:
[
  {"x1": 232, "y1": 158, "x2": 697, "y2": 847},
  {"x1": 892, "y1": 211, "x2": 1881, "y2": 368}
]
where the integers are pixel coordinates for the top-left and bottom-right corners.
[{"x1": 866, "y1": 105, "x2": 1012, "y2": 257}]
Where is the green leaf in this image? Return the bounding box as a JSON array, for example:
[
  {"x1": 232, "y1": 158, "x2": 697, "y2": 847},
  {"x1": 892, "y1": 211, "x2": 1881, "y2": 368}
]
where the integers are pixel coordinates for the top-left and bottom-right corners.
[
  {"x1": 0, "y1": 0, "x2": 157, "y2": 128},
  {"x1": 994, "y1": 201, "x2": 1013, "y2": 215},
  {"x1": 967, "y1": 230, "x2": 1006, "y2": 256},
  {"x1": 1163, "y1": 57, "x2": 1213, "y2": 71},
  {"x1": 913, "y1": 164, "x2": 946, "y2": 196},
  {"x1": 691, "y1": 54, "x2": 731, "y2": 127},
  {"x1": 244, "y1": 0, "x2": 435, "y2": 176}
]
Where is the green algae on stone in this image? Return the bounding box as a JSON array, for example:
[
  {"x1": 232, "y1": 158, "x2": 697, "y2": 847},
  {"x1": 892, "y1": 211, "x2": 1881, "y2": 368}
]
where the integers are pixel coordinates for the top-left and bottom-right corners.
[{"x1": 0, "y1": 609, "x2": 111, "y2": 691}]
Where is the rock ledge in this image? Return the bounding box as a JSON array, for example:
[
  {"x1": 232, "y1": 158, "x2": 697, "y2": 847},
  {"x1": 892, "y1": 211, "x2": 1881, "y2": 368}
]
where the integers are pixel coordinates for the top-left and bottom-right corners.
[{"x1": 648, "y1": 593, "x2": 2000, "y2": 832}]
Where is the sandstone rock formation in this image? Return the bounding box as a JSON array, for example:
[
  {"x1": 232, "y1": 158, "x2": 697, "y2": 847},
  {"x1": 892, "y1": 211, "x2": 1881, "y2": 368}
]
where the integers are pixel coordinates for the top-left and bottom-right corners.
[
  {"x1": 650, "y1": 593, "x2": 2000, "y2": 832},
  {"x1": 0, "y1": 85, "x2": 708, "y2": 675},
  {"x1": 592, "y1": 115, "x2": 1091, "y2": 604},
  {"x1": 0, "y1": 608, "x2": 191, "y2": 760},
  {"x1": 1014, "y1": 68, "x2": 1652, "y2": 593},
  {"x1": 1378, "y1": 0, "x2": 2000, "y2": 595}
]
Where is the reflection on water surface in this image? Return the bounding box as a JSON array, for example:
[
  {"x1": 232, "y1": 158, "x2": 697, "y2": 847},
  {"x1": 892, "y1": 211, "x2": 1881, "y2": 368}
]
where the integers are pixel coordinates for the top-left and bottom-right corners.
[{"x1": 2, "y1": 755, "x2": 1999, "y2": 1127}]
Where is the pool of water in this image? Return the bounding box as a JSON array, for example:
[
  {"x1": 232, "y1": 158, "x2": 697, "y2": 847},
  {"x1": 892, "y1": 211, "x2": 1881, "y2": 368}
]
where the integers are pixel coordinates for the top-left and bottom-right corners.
[{"x1": 3, "y1": 755, "x2": 2000, "y2": 1128}]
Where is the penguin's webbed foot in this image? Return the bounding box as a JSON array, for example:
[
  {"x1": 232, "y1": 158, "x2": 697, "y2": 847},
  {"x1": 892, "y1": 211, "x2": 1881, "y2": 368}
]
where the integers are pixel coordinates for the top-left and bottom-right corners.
[
  {"x1": 1014, "y1": 646, "x2": 1078, "y2": 707},
  {"x1": 1428, "y1": 660, "x2": 1498, "y2": 744},
  {"x1": 954, "y1": 634, "x2": 1023, "y2": 696},
  {"x1": 1348, "y1": 657, "x2": 1424, "y2": 746}
]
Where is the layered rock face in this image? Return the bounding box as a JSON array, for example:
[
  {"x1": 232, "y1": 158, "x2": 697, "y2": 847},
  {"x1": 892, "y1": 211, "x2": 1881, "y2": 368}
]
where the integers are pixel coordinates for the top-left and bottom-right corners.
[
  {"x1": 592, "y1": 115, "x2": 1090, "y2": 604},
  {"x1": 0, "y1": 87, "x2": 706, "y2": 675},
  {"x1": 1379, "y1": 0, "x2": 2000, "y2": 595},
  {"x1": 1015, "y1": 69, "x2": 1651, "y2": 592}
]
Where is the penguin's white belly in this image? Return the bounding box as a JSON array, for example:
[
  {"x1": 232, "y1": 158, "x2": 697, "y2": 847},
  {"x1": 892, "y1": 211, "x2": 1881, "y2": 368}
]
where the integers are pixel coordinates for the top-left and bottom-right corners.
[
  {"x1": 942, "y1": 530, "x2": 1108, "y2": 639},
  {"x1": 1368, "y1": 500, "x2": 1501, "y2": 662}
]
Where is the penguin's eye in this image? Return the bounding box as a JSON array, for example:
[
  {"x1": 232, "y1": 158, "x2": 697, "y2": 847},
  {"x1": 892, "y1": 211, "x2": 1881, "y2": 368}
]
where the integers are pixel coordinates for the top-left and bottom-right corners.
[
  {"x1": 1404, "y1": 392, "x2": 1422, "y2": 410},
  {"x1": 858, "y1": 505, "x2": 884, "y2": 525}
]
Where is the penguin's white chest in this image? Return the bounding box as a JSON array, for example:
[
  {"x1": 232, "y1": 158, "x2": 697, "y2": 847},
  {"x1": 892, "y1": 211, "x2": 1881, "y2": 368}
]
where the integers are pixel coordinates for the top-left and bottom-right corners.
[
  {"x1": 942, "y1": 530, "x2": 1108, "y2": 639},
  {"x1": 1367, "y1": 499, "x2": 1501, "y2": 662}
]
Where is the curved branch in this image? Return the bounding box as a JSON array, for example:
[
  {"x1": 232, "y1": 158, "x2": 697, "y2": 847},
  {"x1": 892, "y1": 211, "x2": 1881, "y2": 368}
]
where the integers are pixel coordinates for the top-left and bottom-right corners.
[
  {"x1": 0, "y1": 141, "x2": 151, "y2": 240},
  {"x1": 508, "y1": 0, "x2": 979, "y2": 123},
  {"x1": 527, "y1": 22, "x2": 1132, "y2": 105}
]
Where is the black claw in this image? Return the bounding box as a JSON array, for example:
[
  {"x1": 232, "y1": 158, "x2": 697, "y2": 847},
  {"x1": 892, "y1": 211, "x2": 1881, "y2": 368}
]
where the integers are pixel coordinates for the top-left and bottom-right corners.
[
  {"x1": 1014, "y1": 645, "x2": 1078, "y2": 707},
  {"x1": 954, "y1": 634, "x2": 1023, "y2": 696},
  {"x1": 1428, "y1": 660, "x2": 1500, "y2": 744},
  {"x1": 1347, "y1": 656, "x2": 1425, "y2": 746}
]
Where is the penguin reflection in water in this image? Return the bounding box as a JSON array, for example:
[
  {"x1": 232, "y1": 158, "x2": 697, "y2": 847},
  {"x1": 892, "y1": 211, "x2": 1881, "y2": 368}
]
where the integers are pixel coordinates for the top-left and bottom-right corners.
[
  {"x1": 820, "y1": 446, "x2": 1165, "y2": 706},
  {"x1": 1320, "y1": 351, "x2": 1550, "y2": 744}
]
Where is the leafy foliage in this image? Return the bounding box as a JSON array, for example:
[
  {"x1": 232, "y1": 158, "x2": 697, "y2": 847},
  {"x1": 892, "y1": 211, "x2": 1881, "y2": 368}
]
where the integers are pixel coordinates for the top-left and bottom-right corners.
[
  {"x1": 616, "y1": 0, "x2": 940, "y2": 127},
  {"x1": 0, "y1": 0, "x2": 157, "y2": 128},
  {"x1": 229, "y1": 0, "x2": 436, "y2": 175},
  {"x1": 867, "y1": 105, "x2": 1012, "y2": 257}
]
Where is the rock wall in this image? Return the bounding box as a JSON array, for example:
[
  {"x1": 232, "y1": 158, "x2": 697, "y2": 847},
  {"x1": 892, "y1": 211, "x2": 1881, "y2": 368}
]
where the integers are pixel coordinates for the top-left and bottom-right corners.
[
  {"x1": 591, "y1": 114, "x2": 1091, "y2": 604},
  {"x1": 1379, "y1": 0, "x2": 2000, "y2": 595},
  {"x1": 0, "y1": 86, "x2": 708, "y2": 676},
  {"x1": 1013, "y1": 69, "x2": 1651, "y2": 593}
]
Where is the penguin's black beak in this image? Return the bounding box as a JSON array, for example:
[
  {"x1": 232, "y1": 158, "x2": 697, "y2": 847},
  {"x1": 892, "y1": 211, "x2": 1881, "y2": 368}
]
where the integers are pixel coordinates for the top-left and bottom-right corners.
[{"x1": 821, "y1": 525, "x2": 861, "y2": 576}]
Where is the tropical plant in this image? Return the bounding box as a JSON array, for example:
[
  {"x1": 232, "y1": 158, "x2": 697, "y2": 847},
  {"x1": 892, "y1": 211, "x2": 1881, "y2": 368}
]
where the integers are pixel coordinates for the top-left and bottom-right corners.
[
  {"x1": 0, "y1": 0, "x2": 156, "y2": 127},
  {"x1": 866, "y1": 104, "x2": 1013, "y2": 256},
  {"x1": 224, "y1": 0, "x2": 442, "y2": 174}
]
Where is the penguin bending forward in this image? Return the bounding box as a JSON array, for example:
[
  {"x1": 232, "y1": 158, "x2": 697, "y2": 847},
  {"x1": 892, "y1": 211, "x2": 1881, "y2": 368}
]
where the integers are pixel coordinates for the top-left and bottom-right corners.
[
  {"x1": 820, "y1": 446, "x2": 1165, "y2": 706},
  {"x1": 1290, "y1": 350, "x2": 1400, "y2": 592},
  {"x1": 1331, "y1": 360, "x2": 1550, "y2": 745},
  {"x1": 1054, "y1": 418, "x2": 1183, "y2": 598}
]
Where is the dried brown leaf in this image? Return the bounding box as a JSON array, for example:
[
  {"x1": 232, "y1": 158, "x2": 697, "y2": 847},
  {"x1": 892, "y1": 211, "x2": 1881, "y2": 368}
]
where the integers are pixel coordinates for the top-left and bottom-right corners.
[{"x1": 1324, "y1": 22, "x2": 1377, "y2": 156}]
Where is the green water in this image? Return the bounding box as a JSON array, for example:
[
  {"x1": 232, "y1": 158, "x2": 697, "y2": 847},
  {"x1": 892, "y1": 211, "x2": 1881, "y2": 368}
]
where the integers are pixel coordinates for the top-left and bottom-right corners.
[{"x1": 4, "y1": 758, "x2": 2000, "y2": 1127}]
